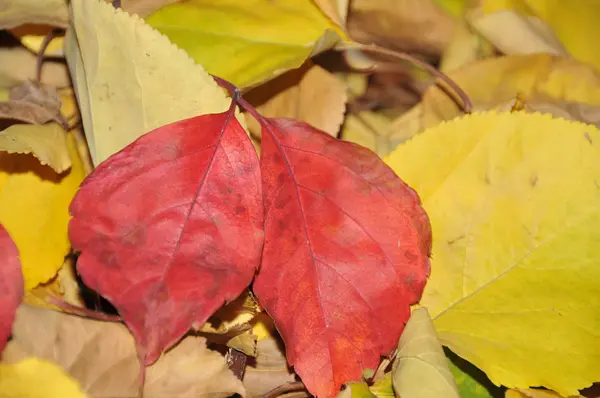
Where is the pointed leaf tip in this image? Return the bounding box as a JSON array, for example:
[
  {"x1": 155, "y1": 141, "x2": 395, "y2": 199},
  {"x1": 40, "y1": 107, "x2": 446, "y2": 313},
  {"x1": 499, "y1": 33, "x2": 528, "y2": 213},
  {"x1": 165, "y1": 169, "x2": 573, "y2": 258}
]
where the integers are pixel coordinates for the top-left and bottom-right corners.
[{"x1": 254, "y1": 118, "x2": 431, "y2": 397}]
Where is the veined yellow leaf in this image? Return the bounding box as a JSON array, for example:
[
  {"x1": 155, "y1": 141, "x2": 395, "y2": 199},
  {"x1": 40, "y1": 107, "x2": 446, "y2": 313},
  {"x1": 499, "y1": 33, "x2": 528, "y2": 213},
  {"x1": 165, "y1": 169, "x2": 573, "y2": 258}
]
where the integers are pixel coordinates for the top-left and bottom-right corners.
[{"x1": 386, "y1": 112, "x2": 600, "y2": 396}]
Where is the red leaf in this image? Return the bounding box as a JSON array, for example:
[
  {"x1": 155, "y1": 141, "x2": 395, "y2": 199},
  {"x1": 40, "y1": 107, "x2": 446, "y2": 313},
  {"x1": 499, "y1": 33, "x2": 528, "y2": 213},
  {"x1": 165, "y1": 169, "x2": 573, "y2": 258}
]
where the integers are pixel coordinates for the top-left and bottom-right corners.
[
  {"x1": 69, "y1": 110, "x2": 263, "y2": 364},
  {"x1": 253, "y1": 118, "x2": 431, "y2": 398},
  {"x1": 0, "y1": 224, "x2": 23, "y2": 353}
]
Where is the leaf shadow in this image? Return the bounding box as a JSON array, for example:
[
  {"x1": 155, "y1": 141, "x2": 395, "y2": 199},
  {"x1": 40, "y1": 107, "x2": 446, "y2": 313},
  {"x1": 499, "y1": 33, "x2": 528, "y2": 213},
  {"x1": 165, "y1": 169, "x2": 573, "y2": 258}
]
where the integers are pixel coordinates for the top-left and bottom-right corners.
[{"x1": 444, "y1": 347, "x2": 505, "y2": 398}]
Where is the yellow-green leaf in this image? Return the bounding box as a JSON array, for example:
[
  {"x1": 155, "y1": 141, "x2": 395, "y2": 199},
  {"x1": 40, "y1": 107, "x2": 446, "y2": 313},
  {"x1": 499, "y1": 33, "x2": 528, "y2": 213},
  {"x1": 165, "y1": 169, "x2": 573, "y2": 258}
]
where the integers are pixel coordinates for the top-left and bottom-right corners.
[
  {"x1": 65, "y1": 0, "x2": 238, "y2": 166},
  {"x1": 392, "y1": 308, "x2": 460, "y2": 398},
  {"x1": 145, "y1": 0, "x2": 344, "y2": 88},
  {"x1": 386, "y1": 112, "x2": 600, "y2": 396},
  {"x1": 0, "y1": 357, "x2": 90, "y2": 398},
  {"x1": 0, "y1": 133, "x2": 86, "y2": 290}
]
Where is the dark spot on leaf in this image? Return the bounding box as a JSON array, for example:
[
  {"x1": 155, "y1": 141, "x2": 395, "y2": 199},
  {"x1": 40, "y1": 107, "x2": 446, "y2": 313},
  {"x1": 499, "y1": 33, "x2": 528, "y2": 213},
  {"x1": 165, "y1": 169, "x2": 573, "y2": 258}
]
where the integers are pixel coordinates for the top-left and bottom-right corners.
[
  {"x1": 404, "y1": 272, "x2": 415, "y2": 284},
  {"x1": 234, "y1": 205, "x2": 246, "y2": 214},
  {"x1": 340, "y1": 385, "x2": 347, "y2": 391},
  {"x1": 204, "y1": 268, "x2": 229, "y2": 299},
  {"x1": 404, "y1": 250, "x2": 417, "y2": 262},
  {"x1": 484, "y1": 173, "x2": 491, "y2": 185},
  {"x1": 529, "y1": 174, "x2": 538, "y2": 187},
  {"x1": 227, "y1": 187, "x2": 234, "y2": 194},
  {"x1": 278, "y1": 220, "x2": 286, "y2": 231},
  {"x1": 277, "y1": 172, "x2": 285, "y2": 185},
  {"x1": 585, "y1": 132, "x2": 593, "y2": 145},
  {"x1": 447, "y1": 235, "x2": 465, "y2": 246},
  {"x1": 155, "y1": 285, "x2": 169, "y2": 302}
]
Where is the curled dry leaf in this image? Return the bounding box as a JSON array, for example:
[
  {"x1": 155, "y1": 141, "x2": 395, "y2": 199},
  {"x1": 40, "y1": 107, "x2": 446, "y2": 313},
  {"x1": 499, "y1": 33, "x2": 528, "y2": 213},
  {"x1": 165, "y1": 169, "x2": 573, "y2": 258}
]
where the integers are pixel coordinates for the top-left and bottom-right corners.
[
  {"x1": 246, "y1": 63, "x2": 347, "y2": 140},
  {"x1": 66, "y1": 0, "x2": 238, "y2": 165},
  {"x1": 3, "y1": 305, "x2": 246, "y2": 398},
  {"x1": 387, "y1": 112, "x2": 600, "y2": 396},
  {"x1": 0, "y1": 81, "x2": 63, "y2": 126},
  {"x1": 253, "y1": 117, "x2": 431, "y2": 397},
  {"x1": 0, "y1": 224, "x2": 23, "y2": 352},
  {"x1": 69, "y1": 110, "x2": 263, "y2": 365},
  {"x1": 391, "y1": 308, "x2": 460, "y2": 398}
]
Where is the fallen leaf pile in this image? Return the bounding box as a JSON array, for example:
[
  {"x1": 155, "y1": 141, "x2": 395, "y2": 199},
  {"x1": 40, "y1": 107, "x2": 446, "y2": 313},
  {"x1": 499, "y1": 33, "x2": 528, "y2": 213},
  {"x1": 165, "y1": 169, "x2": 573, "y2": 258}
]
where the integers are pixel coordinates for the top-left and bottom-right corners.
[{"x1": 0, "y1": 0, "x2": 598, "y2": 397}]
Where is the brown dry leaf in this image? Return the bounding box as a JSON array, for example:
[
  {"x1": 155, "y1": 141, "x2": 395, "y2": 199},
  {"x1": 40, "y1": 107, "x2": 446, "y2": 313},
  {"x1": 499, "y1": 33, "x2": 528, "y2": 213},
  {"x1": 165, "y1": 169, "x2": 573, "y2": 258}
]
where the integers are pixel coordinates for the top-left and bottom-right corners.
[
  {"x1": 245, "y1": 62, "x2": 347, "y2": 139},
  {"x1": 242, "y1": 334, "x2": 299, "y2": 397},
  {"x1": 0, "y1": 47, "x2": 70, "y2": 89},
  {"x1": 389, "y1": 54, "x2": 600, "y2": 148},
  {"x1": 3, "y1": 305, "x2": 246, "y2": 398},
  {"x1": 347, "y1": 0, "x2": 456, "y2": 57},
  {"x1": 0, "y1": 0, "x2": 69, "y2": 29},
  {"x1": 0, "y1": 81, "x2": 63, "y2": 125}
]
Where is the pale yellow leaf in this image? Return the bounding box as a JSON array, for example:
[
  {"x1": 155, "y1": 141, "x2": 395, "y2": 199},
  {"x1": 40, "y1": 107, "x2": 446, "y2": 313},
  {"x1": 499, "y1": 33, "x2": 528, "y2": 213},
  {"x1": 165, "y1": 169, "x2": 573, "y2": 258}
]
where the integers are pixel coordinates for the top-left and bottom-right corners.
[
  {"x1": 392, "y1": 308, "x2": 460, "y2": 398},
  {"x1": 339, "y1": 111, "x2": 393, "y2": 155},
  {"x1": 0, "y1": 133, "x2": 85, "y2": 290},
  {"x1": 0, "y1": 357, "x2": 90, "y2": 398},
  {"x1": 145, "y1": 0, "x2": 344, "y2": 88},
  {"x1": 3, "y1": 305, "x2": 246, "y2": 398},
  {"x1": 0, "y1": 47, "x2": 69, "y2": 88},
  {"x1": 0, "y1": 0, "x2": 68, "y2": 29},
  {"x1": 65, "y1": 0, "x2": 238, "y2": 166},
  {"x1": 314, "y1": 0, "x2": 349, "y2": 28},
  {"x1": 468, "y1": 8, "x2": 567, "y2": 58},
  {"x1": 246, "y1": 63, "x2": 347, "y2": 139},
  {"x1": 391, "y1": 54, "x2": 600, "y2": 147},
  {"x1": 386, "y1": 112, "x2": 600, "y2": 395},
  {"x1": 476, "y1": 0, "x2": 600, "y2": 72},
  {"x1": 0, "y1": 124, "x2": 70, "y2": 173},
  {"x1": 439, "y1": 22, "x2": 496, "y2": 74}
]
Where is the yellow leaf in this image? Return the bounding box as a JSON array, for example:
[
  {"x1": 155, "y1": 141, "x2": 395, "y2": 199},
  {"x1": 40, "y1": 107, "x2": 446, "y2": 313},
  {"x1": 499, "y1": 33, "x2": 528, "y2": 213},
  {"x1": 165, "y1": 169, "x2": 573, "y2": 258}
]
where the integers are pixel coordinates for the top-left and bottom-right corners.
[
  {"x1": 0, "y1": 0, "x2": 68, "y2": 29},
  {"x1": 475, "y1": 0, "x2": 600, "y2": 72},
  {"x1": 0, "y1": 133, "x2": 86, "y2": 290},
  {"x1": 145, "y1": 0, "x2": 344, "y2": 88},
  {"x1": 392, "y1": 308, "x2": 460, "y2": 398},
  {"x1": 3, "y1": 305, "x2": 246, "y2": 398},
  {"x1": 245, "y1": 62, "x2": 347, "y2": 139},
  {"x1": 0, "y1": 357, "x2": 89, "y2": 398},
  {"x1": 391, "y1": 54, "x2": 600, "y2": 147},
  {"x1": 439, "y1": 22, "x2": 496, "y2": 74},
  {"x1": 65, "y1": 0, "x2": 239, "y2": 166},
  {"x1": 0, "y1": 123, "x2": 71, "y2": 173},
  {"x1": 386, "y1": 112, "x2": 600, "y2": 395}
]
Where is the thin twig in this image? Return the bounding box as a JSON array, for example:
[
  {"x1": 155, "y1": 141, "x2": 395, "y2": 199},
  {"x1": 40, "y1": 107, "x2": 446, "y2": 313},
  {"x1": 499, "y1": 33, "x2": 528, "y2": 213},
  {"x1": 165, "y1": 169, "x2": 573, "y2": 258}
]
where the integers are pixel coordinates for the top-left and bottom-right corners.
[
  {"x1": 45, "y1": 296, "x2": 122, "y2": 322},
  {"x1": 336, "y1": 42, "x2": 472, "y2": 114},
  {"x1": 35, "y1": 29, "x2": 63, "y2": 84},
  {"x1": 263, "y1": 381, "x2": 306, "y2": 398}
]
